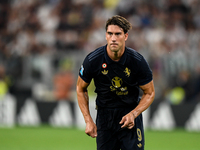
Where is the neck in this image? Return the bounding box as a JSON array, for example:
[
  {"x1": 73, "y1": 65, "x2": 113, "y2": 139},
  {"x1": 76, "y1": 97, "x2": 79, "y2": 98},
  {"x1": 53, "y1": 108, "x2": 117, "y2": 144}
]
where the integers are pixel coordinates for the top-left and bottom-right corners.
[{"x1": 112, "y1": 52, "x2": 122, "y2": 61}]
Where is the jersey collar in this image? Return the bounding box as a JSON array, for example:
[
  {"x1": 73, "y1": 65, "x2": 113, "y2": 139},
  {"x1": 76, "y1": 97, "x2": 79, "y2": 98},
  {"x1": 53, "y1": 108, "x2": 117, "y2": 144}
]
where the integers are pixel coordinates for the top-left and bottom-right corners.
[{"x1": 104, "y1": 45, "x2": 127, "y2": 65}]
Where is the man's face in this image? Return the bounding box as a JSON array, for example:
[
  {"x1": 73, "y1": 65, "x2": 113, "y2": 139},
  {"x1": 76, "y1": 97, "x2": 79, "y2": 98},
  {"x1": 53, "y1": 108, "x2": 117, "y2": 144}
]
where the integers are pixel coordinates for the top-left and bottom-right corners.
[{"x1": 106, "y1": 25, "x2": 128, "y2": 53}]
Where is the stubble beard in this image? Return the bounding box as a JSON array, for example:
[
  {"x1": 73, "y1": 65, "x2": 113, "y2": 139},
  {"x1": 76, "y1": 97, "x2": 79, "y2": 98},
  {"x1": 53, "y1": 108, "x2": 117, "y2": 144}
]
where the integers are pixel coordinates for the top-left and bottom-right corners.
[{"x1": 109, "y1": 44, "x2": 120, "y2": 53}]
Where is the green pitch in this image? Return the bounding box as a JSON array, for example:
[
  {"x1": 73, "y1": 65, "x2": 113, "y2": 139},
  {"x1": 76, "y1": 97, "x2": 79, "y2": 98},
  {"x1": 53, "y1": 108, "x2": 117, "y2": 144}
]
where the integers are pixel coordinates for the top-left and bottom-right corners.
[{"x1": 0, "y1": 126, "x2": 199, "y2": 150}]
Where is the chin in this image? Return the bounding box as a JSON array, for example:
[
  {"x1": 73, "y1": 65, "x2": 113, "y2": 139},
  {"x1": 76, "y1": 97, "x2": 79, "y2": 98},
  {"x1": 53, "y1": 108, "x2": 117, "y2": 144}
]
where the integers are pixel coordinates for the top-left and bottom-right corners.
[
  {"x1": 110, "y1": 46, "x2": 118, "y2": 50},
  {"x1": 111, "y1": 46, "x2": 121, "y2": 52},
  {"x1": 111, "y1": 49, "x2": 119, "y2": 53}
]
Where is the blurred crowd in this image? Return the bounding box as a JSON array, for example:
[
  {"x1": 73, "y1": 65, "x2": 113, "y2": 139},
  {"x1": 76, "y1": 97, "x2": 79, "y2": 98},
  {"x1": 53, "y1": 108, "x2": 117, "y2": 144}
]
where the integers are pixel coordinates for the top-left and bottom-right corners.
[{"x1": 0, "y1": 0, "x2": 200, "y2": 104}]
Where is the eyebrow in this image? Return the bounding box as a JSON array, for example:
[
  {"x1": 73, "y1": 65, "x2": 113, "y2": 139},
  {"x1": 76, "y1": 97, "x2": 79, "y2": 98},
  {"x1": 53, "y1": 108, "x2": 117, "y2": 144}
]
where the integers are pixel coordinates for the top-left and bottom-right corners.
[{"x1": 107, "y1": 31, "x2": 122, "y2": 34}]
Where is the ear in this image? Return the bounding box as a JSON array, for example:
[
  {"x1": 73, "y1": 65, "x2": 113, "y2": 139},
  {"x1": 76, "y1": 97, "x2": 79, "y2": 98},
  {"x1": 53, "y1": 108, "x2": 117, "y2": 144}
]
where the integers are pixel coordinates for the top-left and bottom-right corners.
[{"x1": 125, "y1": 33, "x2": 128, "y2": 41}]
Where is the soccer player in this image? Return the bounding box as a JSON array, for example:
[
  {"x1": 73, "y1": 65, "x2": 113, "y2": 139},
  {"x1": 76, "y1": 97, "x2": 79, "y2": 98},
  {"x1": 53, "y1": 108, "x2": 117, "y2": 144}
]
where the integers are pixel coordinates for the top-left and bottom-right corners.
[{"x1": 76, "y1": 15, "x2": 155, "y2": 150}]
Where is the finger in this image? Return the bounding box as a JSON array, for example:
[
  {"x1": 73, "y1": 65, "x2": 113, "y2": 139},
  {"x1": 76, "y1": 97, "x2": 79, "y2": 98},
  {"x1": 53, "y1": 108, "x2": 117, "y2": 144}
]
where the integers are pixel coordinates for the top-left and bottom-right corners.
[
  {"x1": 86, "y1": 129, "x2": 97, "y2": 138},
  {"x1": 85, "y1": 130, "x2": 92, "y2": 136},
  {"x1": 86, "y1": 132, "x2": 94, "y2": 138},
  {"x1": 121, "y1": 121, "x2": 129, "y2": 128},
  {"x1": 90, "y1": 132, "x2": 97, "y2": 138},
  {"x1": 91, "y1": 134, "x2": 97, "y2": 138},
  {"x1": 127, "y1": 124, "x2": 134, "y2": 129},
  {"x1": 119, "y1": 119, "x2": 123, "y2": 124},
  {"x1": 90, "y1": 134, "x2": 95, "y2": 138},
  {"x1": 127, "y1": 126, "x2": 133, "y2": 129},
  {"x1": 119, "y1": 117, "x2": 126, "y2": 124},
  {"x1": 128, "y1": 121, "x2": 135, "y2": 129},
  {"x1": 121, "y1": 124, "x2": 126, "y2": 128},
  {"x1": 92, "y1": 130, "x2": 97, "y2": 138},
  {"x1": 85, "y1": 130, "x2": 92, "y2": 137}
]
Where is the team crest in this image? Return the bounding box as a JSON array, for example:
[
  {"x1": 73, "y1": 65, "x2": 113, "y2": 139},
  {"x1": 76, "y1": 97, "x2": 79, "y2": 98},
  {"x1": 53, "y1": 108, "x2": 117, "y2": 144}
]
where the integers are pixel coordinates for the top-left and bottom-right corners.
[
  {"x1": 111, "y1": 77, "x2": 123, "y2": 88},
  {"x1": 124, "y1": 67, "x2": 131, "y2": 77},
  {"x1": 110, "y1": 77, "x2": 128, "y2": 95}
]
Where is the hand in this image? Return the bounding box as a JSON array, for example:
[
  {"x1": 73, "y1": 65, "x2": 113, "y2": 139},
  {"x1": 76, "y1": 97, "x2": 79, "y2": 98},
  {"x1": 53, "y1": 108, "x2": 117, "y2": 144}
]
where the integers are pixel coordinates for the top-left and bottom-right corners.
[
  {"x1": 119, "y1": 112, "x2": 135, "y2": 129},
  {"x1": 85, "y1": 121, "x2": 97, "y2": 138}
]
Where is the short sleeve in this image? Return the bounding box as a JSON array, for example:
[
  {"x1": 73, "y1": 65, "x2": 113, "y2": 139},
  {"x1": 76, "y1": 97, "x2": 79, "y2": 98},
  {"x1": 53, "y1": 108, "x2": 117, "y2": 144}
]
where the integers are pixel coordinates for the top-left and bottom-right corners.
[
  {"x1": 137, "y1": 56, "x2": 153, "y2": 86},
  {"x1": 79, "y1": 56, "x2": 93, "y2": 83}
]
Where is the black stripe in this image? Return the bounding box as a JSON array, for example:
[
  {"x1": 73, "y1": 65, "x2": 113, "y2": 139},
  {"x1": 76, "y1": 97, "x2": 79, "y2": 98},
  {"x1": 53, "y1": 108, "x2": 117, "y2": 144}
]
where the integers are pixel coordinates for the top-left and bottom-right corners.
[
  {"x1": 88, "y1": 48, "x2": 104, "y2": 61},
  {"x1": 126, "y1": 48, "x2": 142, "y2": 61},
  {"x1": 88, "y1": 47, "x2": 102, "y2": 59}
]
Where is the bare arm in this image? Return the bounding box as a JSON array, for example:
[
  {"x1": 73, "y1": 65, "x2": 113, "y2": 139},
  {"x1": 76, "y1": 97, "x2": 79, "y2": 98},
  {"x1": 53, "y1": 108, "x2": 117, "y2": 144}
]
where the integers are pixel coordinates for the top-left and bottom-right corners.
[
  {"x1": 132, "y1": 80, "x2": 155, "y2": 118},
  {"x1": 76, "y1": 76, "x2": 97, "y2": 138},
  {"x1": 120, "y1": 80, "x2": 155, "y2": 129}
]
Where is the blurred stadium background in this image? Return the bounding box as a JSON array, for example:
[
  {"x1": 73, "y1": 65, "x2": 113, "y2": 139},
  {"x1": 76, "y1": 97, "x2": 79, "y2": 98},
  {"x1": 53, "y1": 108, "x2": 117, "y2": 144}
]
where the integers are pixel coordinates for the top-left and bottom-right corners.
[{"x1": 0, "y1": 0, "x2": 200, "y2": 149}]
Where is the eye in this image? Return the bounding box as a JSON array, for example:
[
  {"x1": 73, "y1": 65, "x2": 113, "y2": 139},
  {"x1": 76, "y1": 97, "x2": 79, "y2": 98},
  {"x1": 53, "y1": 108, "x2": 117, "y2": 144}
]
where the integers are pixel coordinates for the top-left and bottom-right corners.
[
  {"x1": 115, "y1": 33, "x2": 121, "y2": 36},
  {"x1": 108, "y1": 32, "x2": 113, "y2": 35}
]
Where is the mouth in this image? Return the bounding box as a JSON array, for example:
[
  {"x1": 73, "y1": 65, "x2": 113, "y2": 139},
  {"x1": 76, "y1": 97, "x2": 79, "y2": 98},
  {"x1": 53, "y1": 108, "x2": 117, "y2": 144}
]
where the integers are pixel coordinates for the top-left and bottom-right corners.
[{"x1": 111, "y1": 43, "x2": 118, "y2": 46}]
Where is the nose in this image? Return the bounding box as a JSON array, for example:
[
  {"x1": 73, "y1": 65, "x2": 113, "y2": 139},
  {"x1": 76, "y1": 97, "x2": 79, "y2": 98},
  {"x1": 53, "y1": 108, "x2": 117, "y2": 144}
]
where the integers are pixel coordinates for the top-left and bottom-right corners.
[{"x1": 111, "y1": 35, "x2": 116, "y2": 41}]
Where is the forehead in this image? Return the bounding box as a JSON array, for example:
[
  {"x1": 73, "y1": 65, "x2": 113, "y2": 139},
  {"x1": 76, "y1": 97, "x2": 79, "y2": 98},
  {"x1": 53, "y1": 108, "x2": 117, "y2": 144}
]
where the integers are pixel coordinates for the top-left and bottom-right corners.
[{"x1": 107, "y1": 25, "x2": 124, "y2": 33}]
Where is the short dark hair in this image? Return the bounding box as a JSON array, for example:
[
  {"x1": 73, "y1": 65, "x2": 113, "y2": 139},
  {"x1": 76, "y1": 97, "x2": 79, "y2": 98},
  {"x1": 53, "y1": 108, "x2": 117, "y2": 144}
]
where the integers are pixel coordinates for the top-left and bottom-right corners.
[{"x1": 105, "y1": 15, "x2": 132, "y2": 33}]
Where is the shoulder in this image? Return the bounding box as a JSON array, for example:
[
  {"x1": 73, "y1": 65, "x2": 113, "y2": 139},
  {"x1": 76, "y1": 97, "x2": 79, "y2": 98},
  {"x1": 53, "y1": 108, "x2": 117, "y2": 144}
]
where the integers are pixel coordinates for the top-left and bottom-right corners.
[
  {"x1": 126, "y1": 47, "x2": 143, "y2": 62},
  {"x1": 86, "y1": 45, "x2": 105, "y2": 63}
]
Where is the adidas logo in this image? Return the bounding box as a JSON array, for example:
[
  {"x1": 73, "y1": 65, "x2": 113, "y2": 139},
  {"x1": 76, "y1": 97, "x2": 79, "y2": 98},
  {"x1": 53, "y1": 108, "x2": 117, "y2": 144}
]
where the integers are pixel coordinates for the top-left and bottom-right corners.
[
  {"x1": 150, "y1": 102, "x2": 175, "y2": 130},
  {"x1": 18, "y1": 99, "x2": 40, "y2": 126},
  {"x1": 49, "y1": 101, "x2": 73, "y2": 127},
  {"x1": 137, "y1": 143, "x2": 142, "y2": 148},
  {"x1": 185, "y1": 103, "x2": 200, "y2": 131}
]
